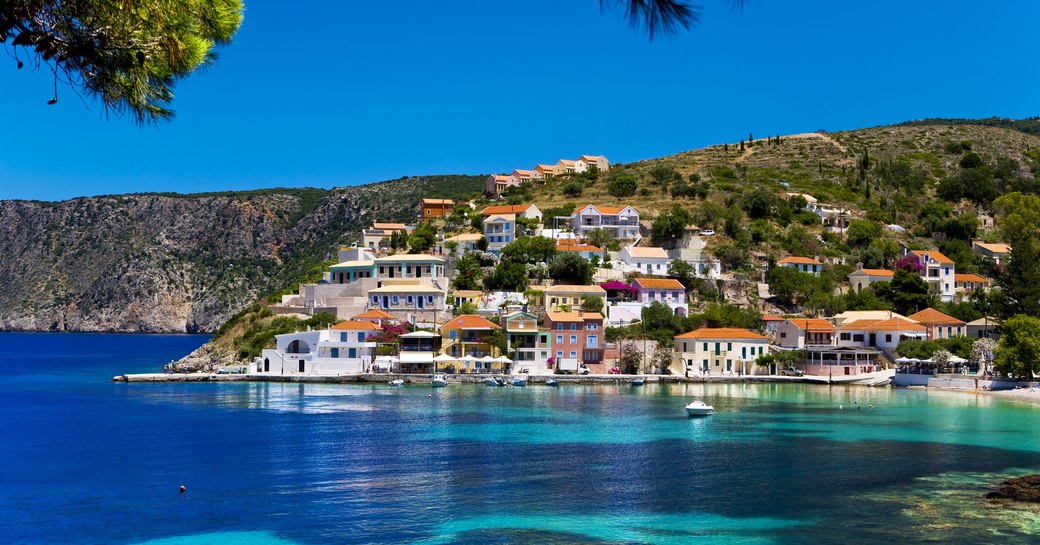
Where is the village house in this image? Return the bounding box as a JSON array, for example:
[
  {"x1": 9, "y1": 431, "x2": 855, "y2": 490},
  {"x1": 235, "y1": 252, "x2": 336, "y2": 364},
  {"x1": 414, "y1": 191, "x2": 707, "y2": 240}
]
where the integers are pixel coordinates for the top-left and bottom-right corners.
[
  {"x1": 483, "y1": 213, "x2": 515, "y2": 255},
  {"x1": 351, "y1": 309, "x2": 397, "y2": 327},
  {"x1": 511, "y1": 169, "x2": 544, "y2": 184},
  {"x1": 571, "y1": 204, "x2": 640, "y2": 240},
  {"x1": 618, "y1": 246, "x2": 670, "y2": 274},
  {"x1": 361, "y1": 222, "x2": 409, "y2": 250},
  {"x1": 967, "y1": 317, "x2": 1000, "y2": 340},
  {"x1": 329, "y1": 253, "x2": 377, "y2": 284},
  {"x1": 847, "y1": 266, "x2": 894, "y2": 292},
  {"x1": 395, "y1": 331, "x2": 442, "y2": 374},
  {"x1": 954, "y1": 273, "x2": 991, "y2": 295},
  {"x1": 546, "y1": 310, "x2": 604, "y2": 373},
  {"x1": 836, "y1": 316, "x2": 927, "y2": 357},
  {"x1": 972, "y1": 240, "x2": 1011, "y2": 266},
  {"x1": 908, "y1": 308, "x2": 966, "y2": 340},
  {"x1": 544, "y1": 284, "x2": 607, "y2": 312},
  {"x1": 450, "y1": 289, "x2": 483, "y2": 308},
  {"x1": 437, "y1": 233, "x2": 483, "y2": 255},
  {"x1": 579, "y1": 155, "x2": 610, "y2": 172},
  {"x1": 777, "y1": 256, "x2": 823, "y2": 275},
  {"x1": 631, "y1": 277, "x2": 687, "y2": 317},
  {"x1": 774, "y1": 318, "x2": 836, "y2": 349},
  {"x1": 501, "y1": 311, "x2": 552, "y2": 372},
  {"x1": 375, "y1": 254, "x2": 446, "y2": 280},
  {"x1": 485, "y1": 174, "x2": 521, "y2": 196},
  {"x1": 440, "y1": 314, "x2": 501, "y2": 361},
  {"x1": 481, "y1": 203, "x2": 543, "y2": 222},
  {"x1": 674, "y1": 328, "x2": 769, "y2": 376},
  {"x1": 906, "y1": 250, "x2": 956, "y2": 302},
  {"x1": 256, "y1": 320, "x2": 381, "y2": 376},
  {"x1": 420, "y1": 198, "x2": 454, "y2": 219},
  {"x1": 556, "y1": 158, "x2": 587, "y2": 174},
  {"x1": 536, "y1": 163, "x2": 564, "y2": 178},
  {"x1": 556, "y1": 239, "x2": 605, "y2": 261},
  {"x1": 367, "y1": 283, "x2": 446, "y2": 324}
]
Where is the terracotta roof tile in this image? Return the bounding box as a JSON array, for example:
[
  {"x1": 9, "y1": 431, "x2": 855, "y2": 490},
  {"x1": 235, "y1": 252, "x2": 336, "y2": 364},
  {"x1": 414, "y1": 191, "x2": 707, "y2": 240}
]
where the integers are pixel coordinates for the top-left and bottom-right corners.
[
  {"x1": 331, "y1": 321, "x2": 382, "y2": 331},
  {"x1": 440, "y1": 315, "x2": 501, "y2": 330},
  {"x1": 353, "y1": 309, "x2": 396, "y2": 320},
  {"x1": 675, "y1": 328, "x2": 768, "y2": 340},
  {"x1": 785, "y1": 318, "x2": 836, "y2": 332},
  {"x1": 633, "y1": 278, "x2": 685, "y2": 290},
  {"x1": 907, "y1": 308, "x2": 966, "y2": 326},
  {"x1": 481, "y1": 204, "x2": 534, "y2": 215},
  {"x1": 778, "y1": 256, "x2": 823, "y2": 266}
]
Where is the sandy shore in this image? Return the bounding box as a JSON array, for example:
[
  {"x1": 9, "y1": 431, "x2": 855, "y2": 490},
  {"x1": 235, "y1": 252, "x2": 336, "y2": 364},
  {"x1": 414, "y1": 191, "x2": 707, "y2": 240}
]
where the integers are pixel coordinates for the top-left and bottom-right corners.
[{"x1": 981, "y1": 387, "x2": 1040, "y2": 406}]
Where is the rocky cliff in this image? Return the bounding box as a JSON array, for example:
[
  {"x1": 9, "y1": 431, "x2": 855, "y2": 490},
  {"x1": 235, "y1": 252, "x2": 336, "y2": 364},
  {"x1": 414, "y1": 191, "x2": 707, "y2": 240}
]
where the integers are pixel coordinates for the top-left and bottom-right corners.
[{"x1": 0, "y1": 175, "x2": 485, "y2": 333}]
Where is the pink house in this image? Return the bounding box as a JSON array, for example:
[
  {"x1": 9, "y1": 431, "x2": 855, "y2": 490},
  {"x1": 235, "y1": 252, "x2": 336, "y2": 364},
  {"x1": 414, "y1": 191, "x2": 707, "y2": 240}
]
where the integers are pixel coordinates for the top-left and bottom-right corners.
[
  {"x1": 547, "y1": 311, "x2": 605, "y2": 373},
  {"x1": 907, "y1": 308, "x2": 966, "y2": 340}
]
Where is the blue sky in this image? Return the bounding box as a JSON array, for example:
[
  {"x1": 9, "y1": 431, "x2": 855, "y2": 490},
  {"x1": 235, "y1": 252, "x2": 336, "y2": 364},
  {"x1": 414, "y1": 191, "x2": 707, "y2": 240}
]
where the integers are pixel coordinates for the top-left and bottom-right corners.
[{"x1": 1, "y1": 1, "x2": 1037, "y2": 201}]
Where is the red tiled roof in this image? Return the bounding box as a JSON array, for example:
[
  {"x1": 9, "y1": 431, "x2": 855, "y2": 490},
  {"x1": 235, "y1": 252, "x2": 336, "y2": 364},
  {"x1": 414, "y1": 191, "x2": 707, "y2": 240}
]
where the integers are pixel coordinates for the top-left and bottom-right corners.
[
  {"x1": 353, "y1": 309, "x2": 396, "y2": 320},
  {"x1": 954, "y1": 273, "x2": 991, "y2": 283},
  {"x1": 440, "y1": 315, "x2": 501, "y2": 330},
  {"x1": 785, "y1": 318, "x2": 836, "y2": 332},
  {"x1": 481, "y1": 204, "x2": 534, "y2": 215},
  {"x1": 331, "y1": 321, "x2": 382, "y2": 331},
  {"x1": 778, "y1": 256, "x2": 823, "y2": 266},
  {"x1": 907, "y1": 308, "x2": 966, "y2": 326},
  {"x1": 675, "y1": 328, "x2": 768, "y2": 340},
  {"x1": 633, "y1": 278, "x2": 685, "y2": 290},
  {"x1": 908, "y1": 250, "x2": 954, "y2": 265}
]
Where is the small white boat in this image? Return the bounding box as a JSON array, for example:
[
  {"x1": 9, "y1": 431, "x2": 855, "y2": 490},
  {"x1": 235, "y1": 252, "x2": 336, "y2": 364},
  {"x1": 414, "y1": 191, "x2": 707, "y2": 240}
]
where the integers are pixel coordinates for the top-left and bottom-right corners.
[
  {"x1": 388, "y1": 379, "x2": 405, "y2": 386},
  {"x1": 432, "y1": 374, "x2": 448, "y2": 387},
  {"x1": 546, "y1": 378, "x2": 559, "y2": 387},
  {"x1": 631, "y1": 378, "x2": 645, "y2": 386},
  {"x1": 485, "y1": 377, "x2": 506, "y2": 387},
  {"x1": 685, "y1": 400, "x2": 715, "y2": 417},
  {"x1": 511, "y1": 377, "x2": 528, "y2": 387}
]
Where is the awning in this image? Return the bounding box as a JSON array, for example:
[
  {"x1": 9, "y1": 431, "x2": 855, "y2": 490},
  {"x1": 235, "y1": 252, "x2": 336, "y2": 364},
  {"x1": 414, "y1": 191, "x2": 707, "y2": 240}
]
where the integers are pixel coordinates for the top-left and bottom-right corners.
[{"x1": 399, "y1": 353, "x2": 434, "y2": 364}]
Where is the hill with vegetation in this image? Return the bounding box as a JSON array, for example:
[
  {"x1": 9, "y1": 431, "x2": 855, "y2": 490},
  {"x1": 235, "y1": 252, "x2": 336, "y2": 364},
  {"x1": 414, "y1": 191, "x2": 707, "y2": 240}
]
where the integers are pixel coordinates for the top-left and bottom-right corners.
[{"x1": 0, "y1": 175, "x2": 485, "y2": 333}]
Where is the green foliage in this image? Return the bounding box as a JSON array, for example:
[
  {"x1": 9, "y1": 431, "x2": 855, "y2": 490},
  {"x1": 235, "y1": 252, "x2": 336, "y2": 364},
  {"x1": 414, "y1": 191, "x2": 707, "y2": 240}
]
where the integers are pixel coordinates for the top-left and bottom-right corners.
[
  {"x1": 846, "y1": 220, "x2": 882, "y2": 248},
  {"x1": 563, "y1": 181, "x2": 584, "y2": 197},
  {"x1": 407, "y1": 222, "x2": 437, "y2": 253},
  {"x1": 548, "y1": 253, "x2": 594, "y2": 285},
  {"x1": 766, "y1": 266, "x2": 835, "y2": 310},
  {"x1": 896, "y1": 336, "x2": 975, "y2": 360},
  {"x1": 667, "y1": 259, "x2": 696, "y2": 289},
  {"x1": 580, "y1": 295, "x2": 604, "y2": 313},
  {"x1": 651, "y1": 205, "x2": 692, "y2": 241},
  {"x1": 484, "y1": 260, "x2": 529, "y2": 292},
  {"x1": 889, "y1": 268, "x2": 931, "y2": 316},
  {"x1": 450, "y1": 254, "x2": 482, "y2": 290},
  {"x1": 742, "y1": 188, "x2": 779, "y2": 219},
  {"x1": 996, "y1": 237, "x2": 1040, "y2": 319},
  {"x1": 649, "y1": 165, "x2": 679, "y2": 185},
  {"x1": 500, "y1": 236, "x2": 557, "y2": 265},
  {"x1": 3, "y1": 1, "x2": 244, "y2": 123},
  {"x1": 995, "y1": 315, "x2": 1040, "y2": 378},
  {"x1": 585, "y1": 228, "x2": 617, "y2": 250},
  {"x1": 608, "y1": 174, "x2": 639, "y2": 201},
  {"x1": 696, "y1": 302, "x2": 763, "y2": 331}
]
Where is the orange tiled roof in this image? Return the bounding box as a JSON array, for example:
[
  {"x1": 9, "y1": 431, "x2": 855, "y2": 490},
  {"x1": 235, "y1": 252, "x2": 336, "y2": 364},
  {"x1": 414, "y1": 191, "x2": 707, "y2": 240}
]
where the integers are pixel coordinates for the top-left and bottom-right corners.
[
  {"x1": 578, "y1": 204, "x2": 628, "y2": 215},
  {"x1": 785, "y1": 318, "x2": 836, "y2": 332},
  {"x1": 854, "y1": 268, "x2": 894, "y2": 277},
  {"x1": 353, "y1": 309, "x2": 396, "y2": 320},
  {"x1": 762, "y1": 315, "x2": 784, "y2": 322},
  {"x1": 633, "y1": 278, "x2": 685, "y2": 290},
  {"x1": 421, "y1": 198, "x2": 454, "y2": 205},
  {"x1": 955, "y1": 273, "x2": 991, "y2": 283},
  {"x1": 908, "y1": 250, "x2": 954, "y2": 265},
  {"x1": 675, "y1": 328, "x2": 768, "y2": 340},
  {"x1": 907, "y1": 308, "x2": 966, "y2": 326},
  {"x1": 331, "y1": 320, "x2": 382, "y2": 331},
  {"x1": 481, "y1": 204, "x2": 534, "y2": 215},
  {"x1": 440, "y1": 314, "x2": 501, "y2": 330},
  {"x1": 547, "y1": 311, "x2": 604, "y2": 322},
  {"x1": 974, "y1": 242, "x2": 1011, "y2": 254},
  {"x1": 778, "y1": 256, "x2": 823, "y2": 266},
  {"x1": 557, "y1": 243, "x2": 603, "y2": 253},
  {"x1": 839, "y1": 316, "x2": 926, "y2": 332}
]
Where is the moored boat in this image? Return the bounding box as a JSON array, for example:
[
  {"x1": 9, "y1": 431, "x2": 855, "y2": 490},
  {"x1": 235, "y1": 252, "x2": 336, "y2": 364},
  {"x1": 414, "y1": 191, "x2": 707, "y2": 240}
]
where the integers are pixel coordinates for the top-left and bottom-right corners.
[
  {"x1": 431, "y1": 374, "x2": 448, "y2": 387},
  {"x1": 388, "y1": 379, "x2": 405, "y2": 386},
  {"x1": 632, "y1": 378, "x2": 645, "y2": 386},
  {"x1": 511, "y1": 376, "x2": 528, "y2": 387},
  {"x1": 485, "y1": 376, "x2": 506, "y2": 387},
  {"x1": 546, "y1": 378, "x2": 559, "y2": 387},
  {"x1": 685, "y1": 400, "x2": 715, "y2": 417}
]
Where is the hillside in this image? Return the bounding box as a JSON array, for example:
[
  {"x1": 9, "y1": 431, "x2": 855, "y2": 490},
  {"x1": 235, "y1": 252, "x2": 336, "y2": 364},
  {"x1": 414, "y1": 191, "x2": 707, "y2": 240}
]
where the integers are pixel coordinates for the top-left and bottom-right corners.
[{"x1": 0, "y1": 175, "x2": 485, "y2": 333}]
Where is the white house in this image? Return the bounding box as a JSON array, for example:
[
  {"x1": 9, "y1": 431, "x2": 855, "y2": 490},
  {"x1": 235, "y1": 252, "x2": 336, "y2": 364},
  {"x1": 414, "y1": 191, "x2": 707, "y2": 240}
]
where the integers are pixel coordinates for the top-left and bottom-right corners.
[
  {"x1": 367, "y1": 283, "x2": 447, "y2": 325},
  {"x1": 836, "y1": 316, "x2": 927, "y2": 356},
  {"x1": 618, "y1": 246, "x2": 670, "y2": 275},
  {"x1": 774, "y1": 318, "x2": 836, "y2": 349},
  {"x1": 486, "y1": 174, "x2": 521, "y2": 196},
  {"x1": 847, "y1": 266, "x2": 894, "y2": 293},
  {"x1": 256, "y1": 321, "x2": 381, "y2": 375},
  {"x1": 674, "y1": 328, "x2": 769, "y2": 376},
  {"x1": 777, "y1": 256, "x2": 823, "y2": 275},
  {"x1": 632, "y1": 277, "x2": 687, "y2": 317},
  {"x1": 571, "y1": 204, "x2": 640, "y2": 239},
  {"x1": 556, "y1": 158, "x2": 588, "y2": 174},
  {"x1": 483, "y1": 213, "x2": 515, "y2": 255},
  {"x1": 511, "y1": 169, "x2": 544, "y2": 184},
  {"x1": 579, "y1": 155, "x2": 610, "y2": 172},
  {"x1": 906, "y1": 250, "x2": 956, "y2": 302},
  {"x1": 481, "y1": 203, "x2": 543, "y2": 222}
]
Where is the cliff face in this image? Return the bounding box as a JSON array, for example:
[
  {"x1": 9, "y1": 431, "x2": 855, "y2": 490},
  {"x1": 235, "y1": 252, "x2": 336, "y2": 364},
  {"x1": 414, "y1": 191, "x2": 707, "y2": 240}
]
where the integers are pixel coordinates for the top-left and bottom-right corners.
[{"x1": 0, "y1": 176, "x2": 485, "y2": 333}]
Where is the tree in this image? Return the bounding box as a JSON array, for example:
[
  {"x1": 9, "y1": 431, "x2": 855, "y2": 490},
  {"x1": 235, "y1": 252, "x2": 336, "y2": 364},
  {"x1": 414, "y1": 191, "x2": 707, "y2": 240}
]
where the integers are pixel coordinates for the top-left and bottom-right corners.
[
  {"x1": 585, "y1": 228, "x2": 616, "y2": 250},
  {"x1": 890, "y1": 268, "x2": 930, "y2": 316},
  {"x1": 548, "y1": 253, "x2": 594, "y2": 285},
  {"x1": 451, "y1": 254, "x2": 482, "y2": 290},
  {"x1": 996, "y1": 237, "x2": 1040, "y2": 319},
  {"x1": 742, "y1": 188, "x2": 778, "y2": 219},
  {"x1": 608, "y1": 174, "x2": 639, "y2": 201},
  {"x1": 846, "y1": 220, "x2": 882, "y2": 248},
  {"x1": 995, "y1": 315, "x2": 1040, "y2": 379},
  {"x1": 766, "y1": 266, "x2": 818, "y2": 307},
  {"x1": 2, "y1": 1, "x2": 243, "y2": 123},
  {"x1": 668, "y1": 259, "x2": 696, "y2": 289},
  {"x1": 602, "y1": 0, "x2": 700, "y2": 41},
  {"x1": 485, "y1": 261, "x2": 529, "y2": 292},
  {"x1": 501, "y1": 236, "x2": 557, "y2": 265},
  {"x1": 407, "y1": 222, "x2": 437, "y2": 253},
  {"x1": 580, "y1": 295, "x2": 604, "y2": 314},
  {"x1": 454, "y1": 301, "x2": 478, "y2": 315},
  {"x1": 563, "y1": 181, "x2": 584, "y2": 197},
  {"x1": 651, "y1": 205, "x2": 691, "y2": 241},
  {"x1": 619, "y1": 340, "x2": 642, "y2": 374},
  {"x1": 649, "y1": 165, "x2": 677, "y2": 185}
]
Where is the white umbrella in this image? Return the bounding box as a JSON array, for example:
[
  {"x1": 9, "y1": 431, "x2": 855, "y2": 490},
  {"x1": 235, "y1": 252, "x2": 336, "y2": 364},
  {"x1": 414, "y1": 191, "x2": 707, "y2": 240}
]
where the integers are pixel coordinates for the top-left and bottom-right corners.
[
  {"x1": 895, "y1": 357, "x2": 912, "y2": 363},
  {"x1": 433, "y1": 354, "x2": 456, "y2": 362},
  {"x1": 948, "y1": 355, "x2": 968, "y2": 363},
  {"x1": 496, "y1": 355, "x2": 514, "y2": 364}
]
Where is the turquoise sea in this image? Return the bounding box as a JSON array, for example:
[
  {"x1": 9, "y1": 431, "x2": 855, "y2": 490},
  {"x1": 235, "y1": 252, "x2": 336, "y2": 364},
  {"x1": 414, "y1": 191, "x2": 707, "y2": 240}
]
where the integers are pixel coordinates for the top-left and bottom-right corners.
[{"x1": 2, "y1": 332, "x2": 1039, "y2": 544}]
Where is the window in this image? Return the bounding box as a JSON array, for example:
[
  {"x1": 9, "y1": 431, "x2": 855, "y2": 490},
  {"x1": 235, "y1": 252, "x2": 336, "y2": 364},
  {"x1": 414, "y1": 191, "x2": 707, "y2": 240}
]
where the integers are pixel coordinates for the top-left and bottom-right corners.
[
  {"x1": 556, "y1": 335, "x2": 563, "y2": 344},
  {"x1": 570, "y1": 335, "x2": 577, "y2": 344},
  {"x1": 556, "y1": 351, "x2": 563, "y2": 359},
  {"x1": 570, "y1": 351, "x2": 577, "y2": 359},
  {"x1": 840, "y1": 333, "x2": 850, "y2": 341},
  {"x1": 371, "y1": 295, "x2": 379, "y2": 304},
  {"x1": 714, "y1": 342, "x2": 720, "y2": 355},
  {"x1": 703, "y1": 342, "x2": 708, "y2": 351},
  {"x1": 427, "y1": 296, "x2": 434, "y2": 304},
  {"x1": 727, "y1": 342, "x2": 732, "y2": 351},
  {"x1": 853, "y1": 334, "x2": 864, "y2": 342},
  {"x1": 557, "y1": 324, "x2": 563, "y2": 331},
  {"x1": 357, "y1": 332, "x2": 364, "y2": 342},
  {"x1": 571, "y1": 323, "x2": 577, "y2": 330},
  {"x1": 406, "y1": 296, "x2": 414, "y2": 305},
  {"x1": 780, "y1": 332, "x2": 787, "y2": 338},
  {"x1": 450, "y1": 330, "x2": 457, "y2": 340},
  {"x1": 348, "y1": 348, "x2": 356, "y2": 358},
  {"x1": 391, "y1": 295, "x2": 400, "y2": 305},
  {"x1": 885, "y1": 334, "x2": 892, "y2": 343}
]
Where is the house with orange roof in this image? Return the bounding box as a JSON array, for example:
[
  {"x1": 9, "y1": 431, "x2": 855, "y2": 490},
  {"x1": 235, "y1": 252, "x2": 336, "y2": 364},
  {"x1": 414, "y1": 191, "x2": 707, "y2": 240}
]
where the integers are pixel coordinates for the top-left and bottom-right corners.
[
  {"x1": 256, "y1": 320, "x2": 381, "y2": 376},
  {"x1": 618, "y1": 245, "x2": 670, "y2": 275},
  {"x1": 501, "y1": 311, "x2": 552, "y2": 371},
  {"x1": 954, "y1": 273, "x2": 991, "y2": 295},
  {"x1": 906, "y1": 250, "x2": 956, "y2": 302},
  {"x1": 480, "y1": 203, "x2": 543, "y2": 222},
  {"x1": 361, "y1": 222, "x2": 410, "y2": 250},
  {"x1": 544, "y1": 284, "x2": 607, "y2": 312},
  {"x1": 367, "y1": 282, "x2": 446, "y2": 324},
  {"x1": 908, "y1": 308, "x2": 966, "y2": 340},
  {"x1": 450, "y1": 289, "x2": 484, "y2": 309},
  {"x1": 632, "y1": 277, "x2": 687, "y2": 317},
  {"x1": 485, "y1": 174, "x2": 521, "y2": 196},
  {"x1": 579, "y1": 155, "x2": 610, "y2": 172},
  {"x1": 571, "y1": 204, "x2": 640, "y2": 239},
  {"x1": 555, "y1": 240, "x2": 604, "y2": 261},
  {"x1": 483, "y1": 213, "x2": 516, "y2": 255},
  {"x1": 546, "y1": 310, "x2": 604, "y2": 372},
  {"x1": 777, "y1": 256, "x2": 823, "y2": 275},
  {"x1": 556, "y1": 158, "x2": 588, "y2": 174},
  {"x1": 511, "y1": 169, "x2": 544, "y2": 184},
  {"x1": 775, "y1": 318, "x2": 836, "y2": 349},
  {"x1": 535, "y1": 163, "x2": 564, "y2": 177},
  {"x1": 847, "y1": 265, "x2": 894, "y2": 292},
  {"x1": 762, "y1": 315, "x2": 785, "y2": 334},
  {"x1": 972, "y1": 240, "x2": 1011, "y2": 266},
  {"x1": 352, "y1": 309, "x2": 397, "y2": 327},
  {"x1": 420, "y1": 198, "x2": 454, "y2": 219},
  {"x1": 438, "y1": 232, "x2": 483, "y2": 255},
  {"x1": 440, "y1": 315, "x2": 502, "y2": 362},
  {"x1": 674, "y1": 328, "x2": 769, "y2": 376},
  {"x1": 836, "y1": 315, "x2": 927, "y2": 355}
]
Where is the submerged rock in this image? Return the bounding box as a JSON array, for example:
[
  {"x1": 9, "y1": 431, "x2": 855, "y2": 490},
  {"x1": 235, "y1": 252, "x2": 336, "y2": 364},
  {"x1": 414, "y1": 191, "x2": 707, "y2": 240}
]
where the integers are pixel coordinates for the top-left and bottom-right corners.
[{"x1": 986, "y1": 475, "x2": 1040, "y2": 503}]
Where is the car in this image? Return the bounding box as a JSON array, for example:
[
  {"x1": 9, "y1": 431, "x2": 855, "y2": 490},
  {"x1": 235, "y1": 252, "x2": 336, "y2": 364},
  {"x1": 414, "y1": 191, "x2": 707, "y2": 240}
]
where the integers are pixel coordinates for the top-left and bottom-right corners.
[
  {"x1": 780, "y1": 367, "x2": 805, "y2": 377},
  {"x1": 700, "y1": 229, "x2": 715, "y2": 236}
]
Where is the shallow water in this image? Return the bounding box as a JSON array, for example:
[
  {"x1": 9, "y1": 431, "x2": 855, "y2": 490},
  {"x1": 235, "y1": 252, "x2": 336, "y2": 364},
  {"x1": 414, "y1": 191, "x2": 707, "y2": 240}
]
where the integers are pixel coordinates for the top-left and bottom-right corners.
[{"x1": 1, "y1": 333, "x2": 1038, "y2": 544}]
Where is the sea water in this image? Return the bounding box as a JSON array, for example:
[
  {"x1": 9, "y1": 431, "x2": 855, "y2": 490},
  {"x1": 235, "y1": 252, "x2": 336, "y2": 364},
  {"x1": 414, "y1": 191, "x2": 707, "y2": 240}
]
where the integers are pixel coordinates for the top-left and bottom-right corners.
[{"x1": 1, "y1": 332, "x2": 1039, "y2": 545}]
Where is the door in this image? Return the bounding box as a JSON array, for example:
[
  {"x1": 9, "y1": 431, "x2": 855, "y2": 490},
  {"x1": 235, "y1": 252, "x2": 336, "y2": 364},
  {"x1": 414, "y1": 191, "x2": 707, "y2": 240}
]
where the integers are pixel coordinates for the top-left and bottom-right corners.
[
  {"x1": 382, "y1": 296, "x2": 390, "y2": 309},
  {"x1": 417, "y1": 296, "x2": 425, "y2": 309},
  {"x1": 868, "y1": 333, "x2": 876, "y2": 347},
  {"x1": 298, "y1": 360, "x2": 306, "y2": 373}
]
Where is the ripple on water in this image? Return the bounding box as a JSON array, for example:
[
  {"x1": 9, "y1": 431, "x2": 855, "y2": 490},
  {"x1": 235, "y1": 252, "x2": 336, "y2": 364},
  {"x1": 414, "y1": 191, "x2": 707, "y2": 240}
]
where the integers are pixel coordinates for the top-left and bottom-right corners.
[{"x1": 133, "y1": 531, "x2": 299, "y2": 545}]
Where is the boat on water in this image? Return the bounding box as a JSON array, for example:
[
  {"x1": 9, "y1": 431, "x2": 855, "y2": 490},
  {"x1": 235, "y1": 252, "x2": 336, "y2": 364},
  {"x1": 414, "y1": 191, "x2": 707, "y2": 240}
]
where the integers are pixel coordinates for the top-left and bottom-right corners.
[
  {"x1": 631, "y1": 378, "x2": 645, "y2": 386},
  {"x1": 511, "y1": 376, "x2": 528, "y2": 387},
  {"x1": 388, "y1": 379, "x2": 405, "y2": 386},
  {"x1": 685, "y1": 400, "x2": 715, "y2": 417},
  {"x1": 431, "y1": 374, "x2": 448, "y2": 387},
  {"x1": 546, "y1": 378, "x2": 559, "y2": 387},
  {"x1": 485, "y1": 377, "x2": 506, "y2": 387}
]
